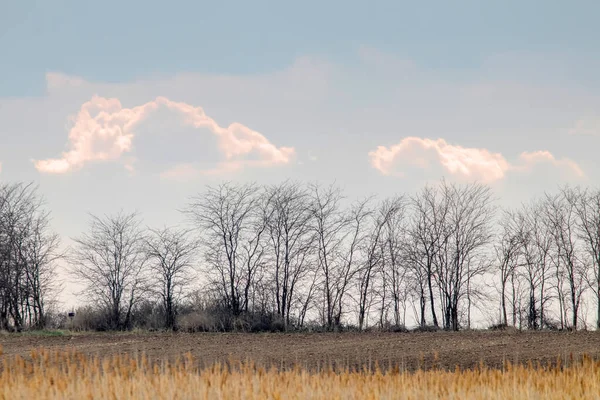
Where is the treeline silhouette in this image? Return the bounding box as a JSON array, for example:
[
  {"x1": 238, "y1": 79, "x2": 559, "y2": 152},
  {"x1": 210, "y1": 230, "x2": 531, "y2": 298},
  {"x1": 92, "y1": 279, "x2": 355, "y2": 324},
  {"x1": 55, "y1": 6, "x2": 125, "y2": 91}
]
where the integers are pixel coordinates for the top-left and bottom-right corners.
[{"x1": 1, "y1": 179, "x2": 599, "y2": 332}]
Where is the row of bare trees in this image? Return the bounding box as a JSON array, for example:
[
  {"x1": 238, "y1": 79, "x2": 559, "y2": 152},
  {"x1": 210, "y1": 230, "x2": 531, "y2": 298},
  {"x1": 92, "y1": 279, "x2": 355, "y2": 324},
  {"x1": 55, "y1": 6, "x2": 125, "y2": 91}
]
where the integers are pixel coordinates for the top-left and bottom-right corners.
[
  {"x1": 496, "y1": 187, "x2": 600, "y2": 331},
  {"x1": 5, "y1": 179, "x2": 600, "y2": 332},
  {"x1": 65, "y1": 180, "x2": 495, "y2": 331},
  {"x1": 179, "y1": 180, "x2": 496, "y2": 331},
  {"x1": 0, "y1": 183, "x2": 61, "y2": 331},
  {"x1": 182, "y1": 182, "x2": 600, "y2": 331}
]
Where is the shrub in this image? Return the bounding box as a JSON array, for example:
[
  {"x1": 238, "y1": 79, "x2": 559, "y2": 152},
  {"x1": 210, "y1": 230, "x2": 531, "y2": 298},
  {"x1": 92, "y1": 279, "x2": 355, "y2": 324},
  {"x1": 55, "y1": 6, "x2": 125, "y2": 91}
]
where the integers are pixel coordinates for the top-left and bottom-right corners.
[
  {"x1": 410, "y1": 325, "x2": 439, "y2": 333},
  {"x1": 488, "y1": 323, "x2": 509, "y2": 331}
]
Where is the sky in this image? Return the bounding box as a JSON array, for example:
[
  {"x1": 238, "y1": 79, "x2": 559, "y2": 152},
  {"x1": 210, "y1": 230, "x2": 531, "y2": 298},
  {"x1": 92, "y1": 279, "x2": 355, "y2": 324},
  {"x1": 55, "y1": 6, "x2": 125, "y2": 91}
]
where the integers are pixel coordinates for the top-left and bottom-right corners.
[{"x1": 1, "y1": 0, "x2": 600, "y2": 306}]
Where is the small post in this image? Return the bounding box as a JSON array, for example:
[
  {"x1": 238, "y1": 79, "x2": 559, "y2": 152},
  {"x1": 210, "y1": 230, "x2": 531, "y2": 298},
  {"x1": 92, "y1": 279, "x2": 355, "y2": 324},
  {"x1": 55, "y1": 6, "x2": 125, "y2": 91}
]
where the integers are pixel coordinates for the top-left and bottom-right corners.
[{"x1": 68, "y1": 310, "x2": 75, "y2": 330}]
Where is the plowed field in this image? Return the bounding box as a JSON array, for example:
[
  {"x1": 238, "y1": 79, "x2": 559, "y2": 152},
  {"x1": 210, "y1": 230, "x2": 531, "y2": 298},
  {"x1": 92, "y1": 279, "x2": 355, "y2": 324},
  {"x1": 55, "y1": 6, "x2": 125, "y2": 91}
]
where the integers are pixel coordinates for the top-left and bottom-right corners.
[{"x1": 2, "y1": 330, "x2": 599, "y2": 371}]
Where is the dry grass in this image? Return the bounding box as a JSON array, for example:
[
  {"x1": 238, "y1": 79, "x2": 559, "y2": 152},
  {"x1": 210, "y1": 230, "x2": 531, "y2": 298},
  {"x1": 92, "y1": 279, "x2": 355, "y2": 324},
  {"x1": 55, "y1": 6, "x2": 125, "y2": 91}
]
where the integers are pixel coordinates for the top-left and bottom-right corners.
[{"x1": 0, "y1": 345, "x2": 598, "y2": 399}]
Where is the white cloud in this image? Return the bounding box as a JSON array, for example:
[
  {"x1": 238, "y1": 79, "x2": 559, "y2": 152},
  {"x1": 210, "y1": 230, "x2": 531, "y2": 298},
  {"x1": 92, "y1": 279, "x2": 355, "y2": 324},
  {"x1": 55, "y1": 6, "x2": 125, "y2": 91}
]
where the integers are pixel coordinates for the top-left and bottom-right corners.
[
  {"x1": 516, "y1": 150, "x2": 584, "y2": 177},
  {"x1": 34, "y1": 95, "x2": 295, "y2": 175},
  {"x1": 369, "y1": 137, "x2": 510, "y2": 182},
  {"x1": 369, "y1": 137, "x2": 583, "y2": 182}
]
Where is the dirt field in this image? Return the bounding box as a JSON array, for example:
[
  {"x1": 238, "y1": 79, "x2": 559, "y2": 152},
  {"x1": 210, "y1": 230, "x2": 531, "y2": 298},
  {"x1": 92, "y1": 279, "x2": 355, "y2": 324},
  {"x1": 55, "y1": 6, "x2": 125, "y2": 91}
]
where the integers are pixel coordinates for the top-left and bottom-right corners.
[{"x1": 2, "y1": 330, "x2": 600, "y2": 371}]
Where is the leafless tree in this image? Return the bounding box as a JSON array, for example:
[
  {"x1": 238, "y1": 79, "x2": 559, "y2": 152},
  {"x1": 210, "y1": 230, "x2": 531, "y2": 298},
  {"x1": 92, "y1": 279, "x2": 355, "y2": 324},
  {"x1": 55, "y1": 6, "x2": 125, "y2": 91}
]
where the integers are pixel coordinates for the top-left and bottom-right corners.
[
  {"x1": 0, "y1": 182, "x2": 60, "y2": 331},
  {"x1": 508, "y1": 202, "x2": 553, "y2": 330},
  {"x1": 546, "y1": 189, "x2": 587, "y2": 329},
  {"x1": 297, "y1": 264, "x2": 320, "y2": 328},
  {"x1": 531, "y1": 202, "x2": 554, "y2": 329},
  {"x1": 495, "y1": 209, "x2": 521, "y2": 326},
  {"x1": 331, "y1": 198, "x2": 371, "y2": 328},
  {"x1": 434, "y1": 181, "x2": 495, "y2": 331},
  {"x1": 308, "y1": 183, "x2": 374, "y2": 330},
  {"x1": 0, "y1": 183, "x2": 35, "y2": 330},
  {"x1": 402, "y1": 230, "x2": 427, "y2": 326},
  {"x1": 357, "y1": 197, "x2": 404, "y2": 330},
  {"x1": 567, "y1": 186, "x2": 600, "y2": 329},
  {"x1": 407, "y1": 185, "x2": 450, "y2": 328},
  {"x1": 23, "y1": 212, "x2": 62, "y2": 328},
  {"x1": 381, "y1": 196, "x2": 409, "y2": 327},
  {"x1": 184, "y1": 183, "x2": 265, "y2": 315},
  {"x1": 145, "y1": 227, "x2": 197, "y2": 329},
  {"x1": 308, "y1": 183, "x2": 347, "y2": 330},
  {"x1": 264, "y1": 181, "x2": 315, "y2": 328},
  {"x1": 70, "y1": 211, "x2": 148, "y2": 330}
]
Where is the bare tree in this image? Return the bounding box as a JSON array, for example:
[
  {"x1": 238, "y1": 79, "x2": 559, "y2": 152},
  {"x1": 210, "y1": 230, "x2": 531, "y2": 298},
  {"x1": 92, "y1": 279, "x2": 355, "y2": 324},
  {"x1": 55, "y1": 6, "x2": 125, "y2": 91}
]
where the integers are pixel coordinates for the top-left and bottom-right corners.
[
  {"x1": 531, "y1": 202, "x2": 554, "y2": 329},
  {"x1": 239, "y1": 194, "x2": 271, "y2": 314},
  {"x1": 507, "y1": 202, "x2": 552, "y2": 330},
  {"x1": 495, "y1": 210, "x2": 521, "y2": 326},
  {"x1": 567, "y1": 186, "x2": 600, "y2": 329},
  {"x1": 145, "y1": 227, "x2": 197, "y2": 329},
  {"x1": 0, "y1": 183, "x2": 37, "y2": 330},
  {"x1": 357, "y1": 197, "x2": 404, "y2": 330},
  {"x1": 381, "y1": 196, "x2": 409, "y2": 327},
  {"x1": 434, "y1": 181, "x2": 495, "y2": 331},
  {"x1": 516, "y1": 207, "x2": 538, "y2": 329},
  {"x1": 264, "y1": 181, "x2": 315, "y2": 328},
  {"x1": 23, "y1": 212, "x2": 62, "y2": 328},
  {"x1": 546, "y1": 189, "x2": 587, "y2": 329},
  {"x1": 331, "y1": 198, "x2": 371, "y2": 328},
  {"x1": 0, "y1": 182, "x2": 60, "y2": 331},
  {"x1": 308, "y1": 183, "x2": 356, "y2": 330},
  {"x1": 70, "y1": 212, "x2": 148, "y2": 330},
  {"x1": 308, "y1": 183, "x2": 344, "y2": 329},
  {"x1": 405, "y1": 230, "x2": 429, "y2": 327},
  {"x1": 185, "y1": 183, "x2": 263, "y2": 316},
  {"x1": 407, "y1": 185, "x2": 450, "y2": 328}
]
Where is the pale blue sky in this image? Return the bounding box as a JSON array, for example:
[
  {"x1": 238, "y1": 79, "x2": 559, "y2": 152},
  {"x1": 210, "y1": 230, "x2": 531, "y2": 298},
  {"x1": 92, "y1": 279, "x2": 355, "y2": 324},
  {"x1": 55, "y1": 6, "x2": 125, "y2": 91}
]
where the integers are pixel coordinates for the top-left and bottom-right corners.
[
  {"x1": 1, "y1": 1, "x2": 599, "y2": 304},
  {"x1": 2, "y1": 0, "x2": 600, "y2": 96}
]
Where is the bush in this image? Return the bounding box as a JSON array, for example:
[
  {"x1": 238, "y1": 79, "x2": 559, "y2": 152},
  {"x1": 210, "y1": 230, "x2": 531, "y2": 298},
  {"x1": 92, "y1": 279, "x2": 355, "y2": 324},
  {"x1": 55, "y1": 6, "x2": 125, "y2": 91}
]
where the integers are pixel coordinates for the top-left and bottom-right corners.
[
  {"x1": 129, "y1": 301, "x2": 165, "y2": 330},
  {"x1": 543, "y1": 319, "x2": 560, "y2": 331},
  {"x1": 44, "y1": 311, "x2": 68, "y2": 330},
  {"x1": 410, "y1": 325, "x2": 439, "y2": 333},
  {"x1": 378, "y1": 321, "x2": 409, "y2": 333},
  {"x1": 178, "y1": 310, "x2": 221, "y2": 332},
  {"x1": 390, "y1": 324, "x2": 409, "y2": 333},
  {"x1": 58, "y1": 302, "x2": 166, "y2": 332},
  {"x1": 488, "y1": 323, "x2": 509, "y2": 331},
  {"x1": 177, "y1": 307, "x2": 287, "y2": 333},
  {"x1": 64, "y1": 306, "x2": 110, "y2": 331}
]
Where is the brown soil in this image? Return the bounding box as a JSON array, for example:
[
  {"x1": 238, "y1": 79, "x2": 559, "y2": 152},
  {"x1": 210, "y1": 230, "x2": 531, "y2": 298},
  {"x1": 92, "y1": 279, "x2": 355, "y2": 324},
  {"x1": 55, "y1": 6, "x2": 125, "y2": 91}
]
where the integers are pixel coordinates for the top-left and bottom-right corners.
[{"x1": 1, "y1": 330, "x2": 599, "y2": 371}]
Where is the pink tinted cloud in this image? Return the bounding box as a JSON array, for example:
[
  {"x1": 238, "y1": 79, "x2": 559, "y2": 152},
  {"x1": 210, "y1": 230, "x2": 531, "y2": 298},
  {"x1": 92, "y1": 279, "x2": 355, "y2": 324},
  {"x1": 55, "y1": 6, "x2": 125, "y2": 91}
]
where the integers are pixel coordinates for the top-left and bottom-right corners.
[
  {"x1": 369, "y1": 137, "x2": 510, "y2": 182},
  {"x1": 34, "y1": 96, "x2": 295, "y2": 175},
  {"x1": 369, "y1": 137, "x2": 583, "y2": 182},
  {"x1": 517, "y1": 151, "x2": 584, "y2": 177}
]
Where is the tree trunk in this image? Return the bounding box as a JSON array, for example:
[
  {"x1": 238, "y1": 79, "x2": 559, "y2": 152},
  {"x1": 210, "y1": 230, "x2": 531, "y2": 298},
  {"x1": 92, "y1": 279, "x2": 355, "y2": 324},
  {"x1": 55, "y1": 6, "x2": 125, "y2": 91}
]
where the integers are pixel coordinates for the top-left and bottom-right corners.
[
  {"x1": 427, "y1": 268, "x2": 438, "y2": 327},
  {"x1": 501, "y1": 284, "x2": 507, "y2": 326},
  {"x1": 597, "y1": 284, "x2": 600, "y2": 330}
]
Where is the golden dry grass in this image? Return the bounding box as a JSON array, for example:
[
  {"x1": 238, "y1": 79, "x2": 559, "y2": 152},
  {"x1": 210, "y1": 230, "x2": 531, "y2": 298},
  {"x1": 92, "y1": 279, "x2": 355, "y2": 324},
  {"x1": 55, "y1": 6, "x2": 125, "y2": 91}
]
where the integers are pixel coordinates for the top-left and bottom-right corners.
[{"x1": 0, "y1": 345, "x2": 598, "y2": 399}]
